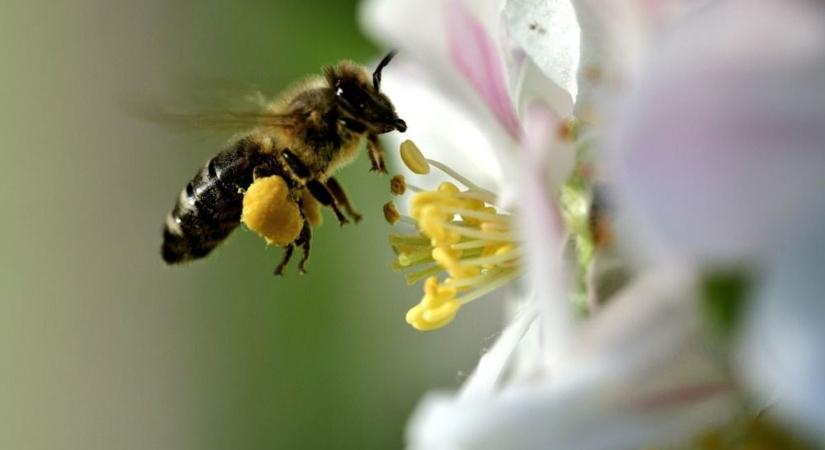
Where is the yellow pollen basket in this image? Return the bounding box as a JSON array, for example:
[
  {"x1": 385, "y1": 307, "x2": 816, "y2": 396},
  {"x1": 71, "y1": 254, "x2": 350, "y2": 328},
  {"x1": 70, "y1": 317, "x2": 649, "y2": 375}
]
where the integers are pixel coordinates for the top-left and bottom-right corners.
[
  {"x1": 389, "y1": 141, "x2": 522, "y2": 331},
  {"x1": 241, "y1": 175, "x2": 303, "y2": 246}
]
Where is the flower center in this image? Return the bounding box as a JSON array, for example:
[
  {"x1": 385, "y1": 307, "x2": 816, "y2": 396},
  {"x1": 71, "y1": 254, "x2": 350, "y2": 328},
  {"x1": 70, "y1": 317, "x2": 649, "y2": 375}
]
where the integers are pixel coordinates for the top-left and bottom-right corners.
[{"x1": 386, "y1": 140, "x2": 522, "y2": 331}]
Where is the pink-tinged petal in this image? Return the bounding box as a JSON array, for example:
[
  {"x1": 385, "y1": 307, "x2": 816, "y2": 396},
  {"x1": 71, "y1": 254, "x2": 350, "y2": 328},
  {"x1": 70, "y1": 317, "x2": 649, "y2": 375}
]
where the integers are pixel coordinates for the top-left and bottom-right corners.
[
  {"x1": 631, "y1": 381, "x2": 734, "y2": 411},
  {"x1": 519, "y1": 101, "x2": 573, "y2": 359},
  {"x1": 446, "y1": 0, "x2": 521, "y2": 138},
  {"x1": 738, "y1": 208, "x2": 825, "y2": 442},
  {"x1": 521, "y1": 100, "x2": 575, "y2": 189},
  {"x1": 609, "y1": 0, "x2": 825, "y2": 264},
  {"x1": 362, "y1": 0, "x2": 526, "y2": 139}
]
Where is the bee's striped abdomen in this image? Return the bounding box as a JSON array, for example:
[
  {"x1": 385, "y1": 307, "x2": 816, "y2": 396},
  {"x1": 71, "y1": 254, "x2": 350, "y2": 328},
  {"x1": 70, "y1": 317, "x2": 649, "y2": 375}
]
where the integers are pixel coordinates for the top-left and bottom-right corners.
[{"x1": 162, "y1": 139, "x2": 272, "y2": 264}]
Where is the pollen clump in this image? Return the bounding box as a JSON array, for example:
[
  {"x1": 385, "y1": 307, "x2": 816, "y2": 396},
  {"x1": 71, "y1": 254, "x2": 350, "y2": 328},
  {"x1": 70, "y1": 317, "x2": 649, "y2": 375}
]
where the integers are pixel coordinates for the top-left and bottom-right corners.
[
  {"x1": 242, "y1": 175, "x2": 303, "y2": 246},
  {"x1": 301, "y1": 189, "x2": 323, "y2": 227}
]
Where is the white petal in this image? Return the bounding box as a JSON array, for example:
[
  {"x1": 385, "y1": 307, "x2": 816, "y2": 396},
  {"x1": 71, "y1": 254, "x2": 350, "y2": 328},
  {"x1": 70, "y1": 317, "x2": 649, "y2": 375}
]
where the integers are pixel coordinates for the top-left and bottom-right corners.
[
  {"x1": 406, "y1": 268, "x2": 739, "y2": 450},
  {"x1": 609, "y1": 0, "x2": 825, "y2": 264},
  {"x1": 510, "y1": 56, "x2": 574, "y2": 119},
  {"x1": 360, "y1": 0, "x2": 450, "y2": 66},
  {"x1": 379, "y1": 59, "x2": 509, "y2": 194},
  {"x1": 458, "y1": 307, "x2": 539, "y2": 399},
  {"x1": 738, "y1": 208, "x2": 825, "y2": 442},
  {"x1": 504, "y1": 0, "x2": 580, "y2": 99},
  {"x1": 408, "y1": 376, "x2": 734, "y2": 450}
]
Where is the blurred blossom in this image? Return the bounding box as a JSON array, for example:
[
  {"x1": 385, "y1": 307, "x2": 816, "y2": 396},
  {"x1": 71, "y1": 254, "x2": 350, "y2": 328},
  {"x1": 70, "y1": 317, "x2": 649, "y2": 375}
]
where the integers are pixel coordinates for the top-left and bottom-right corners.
[
  {"x1": 362, "y1": 0, "x2": 825, "y2": 448},
  {"x1": 610, "y1": 0, "x2": 825, "y2": 265},
  {"x1": 609, "y1": 0, "x2": 825, "y2": 441}
]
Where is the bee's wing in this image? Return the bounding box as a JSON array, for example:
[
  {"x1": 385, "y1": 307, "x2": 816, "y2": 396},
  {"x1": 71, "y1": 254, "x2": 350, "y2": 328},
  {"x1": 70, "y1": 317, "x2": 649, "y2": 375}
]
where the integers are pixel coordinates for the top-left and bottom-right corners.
[
  {"x1": 159, "y1": 109, "x2": 299, "y2": 130},
  {"x1": 122, "y1": 77, "x2": 298, "y2": 132}
]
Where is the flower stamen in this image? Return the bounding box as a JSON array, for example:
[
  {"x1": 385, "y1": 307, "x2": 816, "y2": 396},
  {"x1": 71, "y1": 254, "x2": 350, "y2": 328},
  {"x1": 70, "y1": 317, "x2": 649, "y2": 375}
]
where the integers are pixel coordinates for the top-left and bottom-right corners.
[
  {"x1": 425, "y1": 159, "x2": 497, "y2": 199},
  {"x1": 388, "y1": 140, "x2": 523, "y2": 331}
]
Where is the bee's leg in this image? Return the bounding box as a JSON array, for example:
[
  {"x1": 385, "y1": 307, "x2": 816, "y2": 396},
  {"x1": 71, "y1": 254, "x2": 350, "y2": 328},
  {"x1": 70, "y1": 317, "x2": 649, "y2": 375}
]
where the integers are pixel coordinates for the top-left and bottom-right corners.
[
  {"x1": 367, "y1": 134, "x2": 387, "y2": 174},
  {"x1": 306, "y1": 179, "x2": 349, "y2": 226},
  {"x1": 326, "y1": 177, "x2": 362, "y2": 223},
  {"x1": 296, "y1": 223, "x2": 312, "y2": 275},
  {"x1": 281, "y1": 149, "x2": 349, "y2": 226},
  {"x1": 281, "y1": 149, "x2": 312, "y2": 179},
  {"x1": 273, "y1": 244, "x2": 295, "y2": 276}
]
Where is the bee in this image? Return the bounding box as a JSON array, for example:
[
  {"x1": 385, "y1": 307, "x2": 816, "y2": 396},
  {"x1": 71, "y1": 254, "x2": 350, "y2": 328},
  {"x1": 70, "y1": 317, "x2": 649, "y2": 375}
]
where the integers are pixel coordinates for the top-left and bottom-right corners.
[{"x1": 161, "y1": 51, "x2": 406, "y2": 275}]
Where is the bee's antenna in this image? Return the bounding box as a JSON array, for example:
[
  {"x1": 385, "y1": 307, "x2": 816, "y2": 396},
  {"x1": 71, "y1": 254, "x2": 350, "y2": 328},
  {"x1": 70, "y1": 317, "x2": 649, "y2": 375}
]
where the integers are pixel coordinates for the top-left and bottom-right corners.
[{"x1": 372, "y1": 50, "x2": 398, "y2": 90}]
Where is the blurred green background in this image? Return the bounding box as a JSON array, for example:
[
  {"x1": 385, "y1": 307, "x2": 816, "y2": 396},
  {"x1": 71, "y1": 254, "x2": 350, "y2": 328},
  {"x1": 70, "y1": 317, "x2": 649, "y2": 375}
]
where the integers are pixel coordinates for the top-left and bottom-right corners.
[{"x1": 0, "y1": 1, "x2": 502, "y2": 449}]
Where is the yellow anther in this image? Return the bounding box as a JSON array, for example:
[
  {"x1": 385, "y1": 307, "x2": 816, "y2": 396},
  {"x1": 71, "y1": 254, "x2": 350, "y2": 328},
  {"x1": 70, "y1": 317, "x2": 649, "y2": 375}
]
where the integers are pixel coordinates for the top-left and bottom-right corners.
[
  {"x1": 406, "y1": 298, "x2": 460, "y2": 330},
  {"x1": 422, "y1": 300, "x2": 460, "y2": 325},
  {"x1": 410, "y1": 192, "x2": 457, "y2": 218},
  {"x1": 400, "y1": 140, "x2": 431, "y2": 174},
  {"x1": 390, "y1": 174, "x2": 407, "y2": 195},
  {"x1": 242, "y1": 175, "x2": 303, "y2": 246},
  {"x1": 438, "y1": 182, "x2": 460, "y2": 194},
  {"x1": 432, "y1": 247, "x2": 480, "y2": 279},
  {"x1": 423, "y1": 276, "x2": 457, "y2": 303},
  {"x1": 383, "y1": 201, "x2": 401, "y2": 224},
  {"x1": 417, "y1": 204, "x2": 460, "y2": 247},
  {"x1": 405, "y1": 277, "x2": 462, "y2": 331},
  {"x1": 421, "y1": 222, "x2": 459, "y2": 248},
  {"x1": 405, "y1": 303, "x2": 426, "y2": 324},
  {"x1": 431, "y1": 247, "x2": 461, "y2": 264}
]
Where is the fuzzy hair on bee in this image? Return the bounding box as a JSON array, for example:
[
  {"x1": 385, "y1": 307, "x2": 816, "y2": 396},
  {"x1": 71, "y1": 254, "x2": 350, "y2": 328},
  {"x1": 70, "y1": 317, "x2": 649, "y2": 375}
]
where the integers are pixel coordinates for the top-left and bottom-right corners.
[{"x1": 161, "y1": 51, "x2": 406, "y2": 275}]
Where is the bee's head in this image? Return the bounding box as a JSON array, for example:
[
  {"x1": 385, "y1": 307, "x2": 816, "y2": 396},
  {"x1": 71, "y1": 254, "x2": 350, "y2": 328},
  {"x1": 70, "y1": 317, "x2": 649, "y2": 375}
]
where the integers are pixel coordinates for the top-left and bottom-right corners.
[{"x1": 325, "y1": 51, "x2": 407, "y2": 134}]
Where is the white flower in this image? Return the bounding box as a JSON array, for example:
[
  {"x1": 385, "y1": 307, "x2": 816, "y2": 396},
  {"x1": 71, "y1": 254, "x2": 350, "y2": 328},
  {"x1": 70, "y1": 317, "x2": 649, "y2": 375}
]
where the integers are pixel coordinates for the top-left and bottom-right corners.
[
  {"x1": 362, "y1": 0, "x2": 824, "y2": 447},
  {"x1": 363, "y1": 0, "x2": 577, "y2": 332}
]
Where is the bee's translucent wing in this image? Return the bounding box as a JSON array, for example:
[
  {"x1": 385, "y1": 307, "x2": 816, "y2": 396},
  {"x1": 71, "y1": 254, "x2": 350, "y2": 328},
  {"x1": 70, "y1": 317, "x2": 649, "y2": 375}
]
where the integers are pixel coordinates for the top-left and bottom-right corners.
[
  {"x1": 157, "y1": 109, "x2": 299, "y2": 130},
  {"x1": 122, "y1": 77, "x2": 298, "y2": 132}
]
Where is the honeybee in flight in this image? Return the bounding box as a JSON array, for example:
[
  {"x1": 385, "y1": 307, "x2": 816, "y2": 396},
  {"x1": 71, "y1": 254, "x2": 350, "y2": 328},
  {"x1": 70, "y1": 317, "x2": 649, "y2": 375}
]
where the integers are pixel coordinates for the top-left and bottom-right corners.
[{"x1": 161, "y1": 52, "x2": 406, "y2": 275}]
